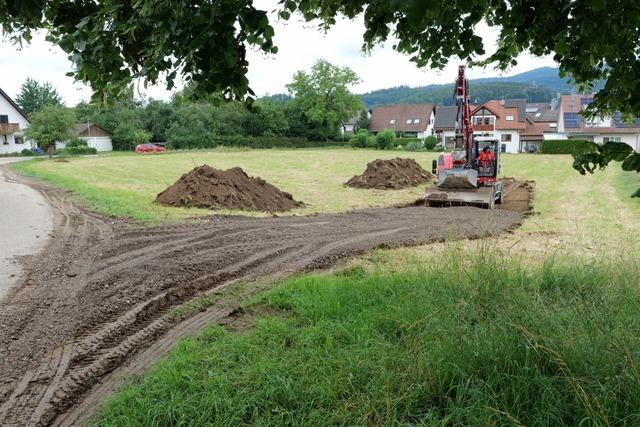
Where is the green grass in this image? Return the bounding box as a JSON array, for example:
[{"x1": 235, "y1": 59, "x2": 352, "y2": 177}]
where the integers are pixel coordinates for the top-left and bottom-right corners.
[
  {"x1": 11, "y1": 148, "x2": 441, "y2": 223},
  {"x1": 95, "y1": 249, "x2": 640, "y2": 426}
]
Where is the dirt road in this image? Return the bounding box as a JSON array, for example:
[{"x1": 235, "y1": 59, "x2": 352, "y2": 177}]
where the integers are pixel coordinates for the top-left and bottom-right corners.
[
  {"x1": 0, "y1": 160, "x2": 53, "y2": 299},
  {"x1": 0, "y1": 172, "x2": 528, "y2": 426}
]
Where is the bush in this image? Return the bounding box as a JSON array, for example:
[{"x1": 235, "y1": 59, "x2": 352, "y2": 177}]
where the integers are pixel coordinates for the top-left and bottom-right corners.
[
  {"x1": 349, "y1": 130, "x2": 369, "y2": 148},
  {"x1": 405, "y1": 141, "x2": 423, "y2": 151},
  {"x1": 376, "y1": 129, "x2": 396, "y2": 150},
  {"x1": 20, "y1": 148, "x2": 35, "y2": 156},
  {"x1": 424, "y1": 135, "x2": 437, "y2": 150},
  {"x1": 166, "y1": 134, "x2": 345, "y2": 150},
  {"x1": 132, "y1": 130, "x2": 152, "y2": 145},
  {"x1": 394, "y1": 137, "x2": 421, "y2": 147},
  {"x1": 66, "y1": 137, "x2": 88, "y2": 148},
  {"x1": 61, "y1": 146, "x2": 98, "y2": 155},
  {"x1": 540, "y1": 139, "x2": 593, "y2": 154}
]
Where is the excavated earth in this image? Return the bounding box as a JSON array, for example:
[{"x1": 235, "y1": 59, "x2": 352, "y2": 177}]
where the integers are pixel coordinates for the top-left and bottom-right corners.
[
  {"x1": 346, "y1": 157, "x2": 433, "y2": 189},
  {"x1": 0, "y1": 169, "x2": 531, "y2": 426},
  {"x1": 156, "y1": 165, "x2": 304, "y2": 212}
]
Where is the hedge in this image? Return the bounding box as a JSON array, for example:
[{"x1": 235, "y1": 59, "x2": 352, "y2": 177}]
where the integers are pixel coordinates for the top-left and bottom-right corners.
[
  {"x1": 60, "y1": 146, "x2": 98, "y2": 155},
  {"x1": 540, "y1": 139, "x2": 594, "y2": 155},
  {"x1": 165, "y1": 136, "x2": 344, "y2": 150}
]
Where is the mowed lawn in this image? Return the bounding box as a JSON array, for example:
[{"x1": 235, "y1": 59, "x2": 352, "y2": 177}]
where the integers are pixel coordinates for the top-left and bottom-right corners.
[{"x1": 12, "y1": 148, "x2": 440, "y2": 223}]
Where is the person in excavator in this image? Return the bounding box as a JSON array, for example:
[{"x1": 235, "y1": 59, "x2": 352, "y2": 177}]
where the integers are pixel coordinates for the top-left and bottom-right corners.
[
  {"x1": 477, "y1": 146, "x2": 495, "y2": 163},
  {"x1": 477, "y1": 146, "x2": 495, "y2": 174}
]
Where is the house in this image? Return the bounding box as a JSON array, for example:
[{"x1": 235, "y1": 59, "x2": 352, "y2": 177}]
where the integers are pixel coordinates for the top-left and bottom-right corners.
[
  {"x1": 556, "y1": 94, "x2": 640, "y2": 150},
  {"x1": 471, "y1": 99, "x2": 526, "y2": 153},
  {"x1": 368, "y1": 103, "x2": 435, "y2": 139},
  {"x1": 433, "y1": 105, "x2": 457, "y2": 148},
  {"x1": 520, "y1": 102, "x2": 560, "y2": 152},
  {"x1": 57, "y1": 123, "x2": 113, "y2": 152},
  {"x1": 341, "y1": 110, "x2": 370, "y2": 136},
  {"x1": 0, "y1": 87, "x2": 30, "y2": 154}
]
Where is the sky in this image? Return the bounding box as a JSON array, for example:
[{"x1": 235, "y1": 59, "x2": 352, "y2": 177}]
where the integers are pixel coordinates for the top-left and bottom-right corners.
[{"x1": 0, "y1": 0, "x2": 557, "y2": 106}]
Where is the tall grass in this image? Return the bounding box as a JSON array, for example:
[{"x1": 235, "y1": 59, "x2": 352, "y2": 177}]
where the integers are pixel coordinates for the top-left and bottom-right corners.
[{"x1": 95, "y1": 249, "x2": 640, "y2": 426}]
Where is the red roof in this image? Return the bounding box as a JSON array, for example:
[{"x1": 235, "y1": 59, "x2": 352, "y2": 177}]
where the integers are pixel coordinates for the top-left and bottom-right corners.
[
  {"x1": 472, "y1": 100, "x2": 526, "y2": 130},
  {"x1": 369, "y1": 103, "x2": 434, "y2": 132}
]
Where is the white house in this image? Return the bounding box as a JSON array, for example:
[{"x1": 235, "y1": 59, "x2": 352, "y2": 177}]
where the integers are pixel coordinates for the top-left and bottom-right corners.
[
  {"x1": 0, "y1": 88, "x2": 31, "y2": 155},
  {"x1": 470, "y1": 100, "x2": 526, "y2": 153},
  {"x1": 56, "y1": 123, "x2": 113, "y2": 152},
  {"x1": 557, "y1": 94, "x2": 640, "y2": 151},
  {"x1": 369, "y1": 103, "x2": 435, "y2": 139}
]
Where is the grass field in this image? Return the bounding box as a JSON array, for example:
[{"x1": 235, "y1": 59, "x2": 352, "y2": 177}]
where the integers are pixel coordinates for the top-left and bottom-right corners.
[{"x1": 11, "y1": 148, "x2": 640, "y2": 425}]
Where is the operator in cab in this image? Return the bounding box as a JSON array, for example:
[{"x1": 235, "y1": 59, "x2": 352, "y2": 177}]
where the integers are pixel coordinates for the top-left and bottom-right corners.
[{"x1": 477, "y1": 146, "x2": 495, "y2": 164}]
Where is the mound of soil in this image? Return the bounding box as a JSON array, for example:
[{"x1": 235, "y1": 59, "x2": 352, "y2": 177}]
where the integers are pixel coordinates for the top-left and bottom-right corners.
[
  {"x1": 346, "y1": 157, "x2": 433, "y2": 189},
  {"x1": 155, "y1": 165, "x2": 304, "y2": 212}
]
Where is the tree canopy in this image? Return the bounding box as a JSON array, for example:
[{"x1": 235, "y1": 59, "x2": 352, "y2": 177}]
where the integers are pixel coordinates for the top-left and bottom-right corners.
[
  {"x1": 15, "y1": 78, "x2": 63, "y2": 116},
  {"x1": 24, "y1": 105, "x2": 76, "y2": 149},
  {"x1": 286, "y1": 60, "x2": 363, "y2": 138},
  {"x1": 1, "y1": 0, "x2": 638, "y2": 116}
]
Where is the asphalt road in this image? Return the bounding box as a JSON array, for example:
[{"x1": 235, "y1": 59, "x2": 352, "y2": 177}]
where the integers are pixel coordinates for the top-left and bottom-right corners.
[{"x1": 0, "y1": 158, "x2": 53, "y2": 300}]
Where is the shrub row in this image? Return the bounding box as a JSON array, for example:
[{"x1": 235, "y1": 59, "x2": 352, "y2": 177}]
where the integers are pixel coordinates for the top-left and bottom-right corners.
[
  {"x1": 540, "y1": 139, "x2": 594, "y2": 155},
  {"x1": 61, "y1": 146, "x2": 98, "y2": 155},
  {"x1": 166, "y1": 135, "x2": 344, "y2": 150}
]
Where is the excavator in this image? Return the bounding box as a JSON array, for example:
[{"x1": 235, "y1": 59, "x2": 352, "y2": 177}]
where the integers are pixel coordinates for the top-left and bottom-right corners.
[{"x1": 424, "y1": 65, "x2": 504, "y2": 209}]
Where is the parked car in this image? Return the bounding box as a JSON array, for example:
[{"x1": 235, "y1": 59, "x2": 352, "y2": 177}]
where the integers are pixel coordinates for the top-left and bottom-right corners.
[
  {"x1": 30, "y1": 147, "x2": 45, "y2": 155},
  {"x1": 134, "y1": 143, "x2": 166, "y2": 153}
]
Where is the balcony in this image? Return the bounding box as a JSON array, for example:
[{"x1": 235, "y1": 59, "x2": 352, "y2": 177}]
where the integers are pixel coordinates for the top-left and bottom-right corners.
[
  {"x1": 0, "y1": 123, "x2": 19, "y2": 134},
  {"x1": 474, "y1": 124, "x2": 494, "y2": 132}
]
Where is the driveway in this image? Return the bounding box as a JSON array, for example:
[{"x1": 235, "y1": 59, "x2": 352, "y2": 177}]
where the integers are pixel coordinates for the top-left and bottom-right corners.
[{"x1": 0, "y1": 158, "x2": 53, "y2": 299}]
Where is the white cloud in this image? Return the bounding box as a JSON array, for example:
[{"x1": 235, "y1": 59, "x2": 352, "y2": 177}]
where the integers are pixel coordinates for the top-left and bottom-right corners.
[{"x1": 0, "y1": 0, "x2": 557, "y2": 105}]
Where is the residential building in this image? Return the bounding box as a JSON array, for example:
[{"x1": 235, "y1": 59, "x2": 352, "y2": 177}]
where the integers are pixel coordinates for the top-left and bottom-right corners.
[
  {"x1": 433, "y1": 105, "x2": 457, "y2": 148},
  {"x1": 0, "y1": 88, "x2": 30, "y2": 154},
  {"x1": 368, "y1": 103, "x2": 435, "y2": 139},
  {"x1": 56, "y1": 123, "x2": 113, "y2": 152},
  {"x1": 470, "y1": 99, "x2": 526, "y2": 153},
  {"x1": 520, "y1": 102, "x2": 560, "y2": 152},
  {"x1": 557, "y1": 94, "x2": 640, "y2": 150}
]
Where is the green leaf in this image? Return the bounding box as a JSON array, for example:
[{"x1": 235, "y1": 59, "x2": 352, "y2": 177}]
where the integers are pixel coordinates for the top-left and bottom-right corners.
[
  {"x1": 621, "y1": 153, "x2": 640, "y2": 172},
  {"x1": 599, "y1": 141, "x2": 632, "y2": 162}
]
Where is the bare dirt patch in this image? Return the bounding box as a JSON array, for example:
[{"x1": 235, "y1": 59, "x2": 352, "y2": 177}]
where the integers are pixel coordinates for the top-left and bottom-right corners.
[
  {"x1": 0, "y1": 170, "x2": 530, "y2": 426},
  {"x1": 499, "y1": 178, "x2": 535, "y2": 215},
  {"x1": 346, "y1": 158, "x2": 433, "y2": 189},
  {"x1": 156, "y1": 165, "x2": 304, "y2": 212}
]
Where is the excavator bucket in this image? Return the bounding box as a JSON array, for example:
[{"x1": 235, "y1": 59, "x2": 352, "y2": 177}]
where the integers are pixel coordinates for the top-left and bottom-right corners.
[
  {"x1": 437, "y1": 168, "x2": 478, "y2": 189},
  {"x1": 424, "y1": 186, "x2": 498, "y2": 209}
]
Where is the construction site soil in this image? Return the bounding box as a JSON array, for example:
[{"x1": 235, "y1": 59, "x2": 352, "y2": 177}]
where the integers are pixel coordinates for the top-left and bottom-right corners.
[
  {"x1": 0, "y1": 170, "x2": 531, "y2": 426},
  {"x1": 346, "y1": 157, "x2": 433, "y2": 189},
  {"x1": 156, "y1": 165, "x2": 304, "y2": 212}
]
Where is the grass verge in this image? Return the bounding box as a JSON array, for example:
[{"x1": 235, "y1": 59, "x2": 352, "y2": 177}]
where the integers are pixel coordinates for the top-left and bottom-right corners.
[{"x1": 95, "y1": 248, "x2": 640, "y2": 426}]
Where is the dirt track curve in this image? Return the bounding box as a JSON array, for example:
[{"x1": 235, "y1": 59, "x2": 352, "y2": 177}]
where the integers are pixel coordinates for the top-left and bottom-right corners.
[{"x1": 0, "y1": 169, "x2": 528, "y2": 426}]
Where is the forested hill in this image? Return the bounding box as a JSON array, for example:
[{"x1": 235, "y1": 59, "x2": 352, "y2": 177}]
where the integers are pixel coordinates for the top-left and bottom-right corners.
[{"x1": 358, "y1": 67, "x2": 573, "y2": 108}]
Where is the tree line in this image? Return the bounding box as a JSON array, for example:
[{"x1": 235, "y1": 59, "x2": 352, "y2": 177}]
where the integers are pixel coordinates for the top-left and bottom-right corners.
[{"x1": 19, "y1": 60, "x2": 367, "y2": 151}]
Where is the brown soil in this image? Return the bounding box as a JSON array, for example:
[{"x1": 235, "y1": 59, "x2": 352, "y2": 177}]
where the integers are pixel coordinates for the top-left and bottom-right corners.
[
  {"x1": 346, "y1": 157, "x2": 433, "y2": 189},
  {"x1": 498, "y1": 178, "x2": 535, "y2": 215},
  {"x1": 0, "y1": 169, "x2": 532, "y2": 427},
  {"x1": 156, "y1": 165, "x2": 304, "y2": 212}
]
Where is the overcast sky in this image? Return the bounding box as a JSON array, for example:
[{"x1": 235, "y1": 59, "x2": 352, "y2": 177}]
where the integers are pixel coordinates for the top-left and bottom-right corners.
[{"x1": 0, "y1": 0, "x2": 557, "y2": 106}]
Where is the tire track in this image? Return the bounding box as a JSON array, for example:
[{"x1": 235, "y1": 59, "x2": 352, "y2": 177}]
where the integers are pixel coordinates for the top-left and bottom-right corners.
[{"x1": 0, "y1": 171, "x2": 528, "y2": 426}]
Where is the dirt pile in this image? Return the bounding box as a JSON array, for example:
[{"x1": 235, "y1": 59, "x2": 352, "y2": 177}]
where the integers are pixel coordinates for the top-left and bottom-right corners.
[
  {"x1": 155, "y1": 165, "x2": 304, "y2": 212},
  {"x1": 346, "y1": 158, "x2": 433, "y2": 189}
]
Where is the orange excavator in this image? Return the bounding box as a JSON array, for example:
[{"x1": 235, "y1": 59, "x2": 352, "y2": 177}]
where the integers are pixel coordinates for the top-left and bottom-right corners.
[{"x1": 424, "y1": 65, "x2": 504, "y2": 209}]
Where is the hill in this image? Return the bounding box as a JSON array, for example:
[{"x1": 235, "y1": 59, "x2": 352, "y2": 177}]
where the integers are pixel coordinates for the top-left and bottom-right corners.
[{"x1": 358, "y1": 67, "x2": 574, "y2": 108}]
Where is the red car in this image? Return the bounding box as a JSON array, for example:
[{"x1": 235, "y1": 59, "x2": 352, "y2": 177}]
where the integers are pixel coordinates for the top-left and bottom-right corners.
[{"x1": 135, "y1": 143, "x2": 166, "y2": 153}]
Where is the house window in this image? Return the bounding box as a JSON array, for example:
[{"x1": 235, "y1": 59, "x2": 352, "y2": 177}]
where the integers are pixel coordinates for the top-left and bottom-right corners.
[
  {"x1": 549, "y1": 123, "x2": 557, "y2": 128},
  {"x1": 406, "y1": 118, "x2": 412, "y2": 124},
  {"x1": 2, "y1": 135, "x2": 7, "y2": 145},
  {"x1": 506, "y1": 115, "x2": 514, "y2": 121},
  {"x1": 484, "y1": 117, "x2": 491, "y2": 125},
  {"x1": 501, "y1": 134, "x2": 512, "y2": 142},
  {"x1": 0, "y1": 115, "x2": 8, "y2": 124},
  {"x1": 474, "y1": 117, "x2": 482, "y2": 125},
  {"x1": 15, "y1": 136, "x2": 24, "y2": 144},
  {"x1": 603, "y1": 136, "x2": 621, "y2": 143},
  {"x1": 413, "y1": 118, "x2": 420, "y2": 124},
  {"x1": 389, "y1": 119, "x2": 396, "y2": 124}
]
